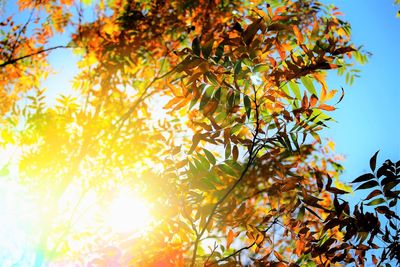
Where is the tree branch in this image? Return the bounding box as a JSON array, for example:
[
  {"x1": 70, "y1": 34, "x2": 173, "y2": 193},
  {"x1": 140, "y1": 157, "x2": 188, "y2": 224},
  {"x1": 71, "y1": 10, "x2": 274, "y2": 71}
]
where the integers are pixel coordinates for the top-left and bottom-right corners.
[
  {"x1": 216, "y1": 241, "x2": 256, "y2": 264},
  {"x1": 190, "y1": 86, "x2": 262, "y2": 267},
  {"x1": 0, "y1": 45, "x2": 71, "y2": 68}
]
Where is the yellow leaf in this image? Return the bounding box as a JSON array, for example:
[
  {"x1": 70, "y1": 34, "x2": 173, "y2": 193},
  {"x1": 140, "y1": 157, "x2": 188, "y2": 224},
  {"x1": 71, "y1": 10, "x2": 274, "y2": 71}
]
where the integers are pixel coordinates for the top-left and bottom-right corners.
[{"x1": 327, "y1": 140, "x2": 335, "y2": 151}]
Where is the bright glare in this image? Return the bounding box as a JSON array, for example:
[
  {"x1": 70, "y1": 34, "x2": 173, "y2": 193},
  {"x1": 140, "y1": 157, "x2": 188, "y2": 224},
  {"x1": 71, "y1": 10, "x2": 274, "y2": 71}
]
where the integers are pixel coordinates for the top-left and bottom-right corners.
[{"x1": 106, "y1": 190, "x2": 152, "y2": 233}]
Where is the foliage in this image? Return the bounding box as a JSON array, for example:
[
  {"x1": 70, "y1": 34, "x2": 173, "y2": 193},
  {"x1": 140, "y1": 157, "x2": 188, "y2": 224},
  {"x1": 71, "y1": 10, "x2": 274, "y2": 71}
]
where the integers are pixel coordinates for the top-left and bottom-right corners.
[
  {"x1": 343, "y1": 152, "x2": 400, "y2": 266},
  {"x1": 2, "y1": 0, "x2": 396, "y2": 266}
]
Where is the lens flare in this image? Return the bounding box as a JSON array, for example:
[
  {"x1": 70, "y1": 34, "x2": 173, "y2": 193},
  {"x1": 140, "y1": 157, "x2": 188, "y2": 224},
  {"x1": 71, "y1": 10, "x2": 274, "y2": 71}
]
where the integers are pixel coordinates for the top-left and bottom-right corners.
[{"x1": 105, "y1": 190, "x2": 152, "y2": 234}]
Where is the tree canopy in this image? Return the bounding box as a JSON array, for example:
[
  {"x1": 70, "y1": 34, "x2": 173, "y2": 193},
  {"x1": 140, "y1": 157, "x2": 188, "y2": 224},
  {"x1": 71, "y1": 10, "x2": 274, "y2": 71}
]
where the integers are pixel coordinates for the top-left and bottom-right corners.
[{"x1": 0, "y1": 0, "x2": 398, "y2": 266}]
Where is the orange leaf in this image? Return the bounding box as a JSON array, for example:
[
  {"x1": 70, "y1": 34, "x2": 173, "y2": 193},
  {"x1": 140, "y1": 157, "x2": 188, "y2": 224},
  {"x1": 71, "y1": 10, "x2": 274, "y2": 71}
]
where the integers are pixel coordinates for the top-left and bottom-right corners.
[
  {"x1": 318, "y1": 104, "x2": 335, "y2": 111},
  {"x1": 163, "y1": 97, "x2": 182, "y2": 109},
  {"x1": 293, "y1": 25, "x2": 304, "y2": 44},
  {"x1": 226, "y1": 229, "x2": 234, "y2": 249},
  {"x1": 273, "y1": 250, "x2": 284, "y2": 262},
  {"x1": 310, "y1": 94, "x2": 318, "y2": 107},
  {"x1": 372, "y1": 255, "x2": 378, "y2": 265}
]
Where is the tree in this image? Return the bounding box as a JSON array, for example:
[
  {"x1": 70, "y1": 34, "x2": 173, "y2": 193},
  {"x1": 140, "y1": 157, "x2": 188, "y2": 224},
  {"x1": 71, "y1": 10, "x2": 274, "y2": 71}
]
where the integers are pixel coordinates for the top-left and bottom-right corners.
[{"x1": 1, "y1": 0, "x2": 391, "y2": 266}]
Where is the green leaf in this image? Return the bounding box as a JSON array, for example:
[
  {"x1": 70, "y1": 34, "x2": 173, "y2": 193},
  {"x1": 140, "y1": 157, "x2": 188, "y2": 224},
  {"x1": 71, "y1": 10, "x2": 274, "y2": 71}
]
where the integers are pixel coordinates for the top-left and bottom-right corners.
[
  {"x1": 253, "y1": 64, "x2": 269, "y2": 73},
  {"x1": 218, "y1": 163, "x2": 237, "y2": 177},
  {"x1": 225, "y1": 142, "x2": 231, "y2": 160},
  {"x1": 290, "y1": 133, "x2": 300, "y2": 151},
  {"x1": 214, "y1": 87, "x2": 221, "y2": 102},
  {"x1": 244, "y1": 95, "x2": 251, "y2": 118},
  {"x1": 230, "y1": 124, "x2": 242, "y2": 135},
  {"x1": 366, "y1": 198, "x2": 386, "y2": 206},
  {"x1": 199, "y1": 86, "x2": 213, "y2": 109},
  {"x1": 289, "y1": 80, "x2": 301, "y2": 99},
  {"x1": 203, "y1": 149, "x2": 216, "y2": 165},
  {"x1": 205, "y1": 72, "x2": 219, "y2": 85},
  {"x1": 234, "y1": 60, "x2": 242, "y2": 76},
  {"x1": 300, "y1": 76, "x2": 317, "y2": 95},
  {"x1": 196, "y1": 153, "x2": 210, "y2": 169}
]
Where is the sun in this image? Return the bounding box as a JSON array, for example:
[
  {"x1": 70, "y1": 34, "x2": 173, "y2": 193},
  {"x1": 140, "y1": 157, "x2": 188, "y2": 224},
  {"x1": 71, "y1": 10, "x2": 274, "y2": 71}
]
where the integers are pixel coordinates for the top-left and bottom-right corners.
[{"x1": 105, "y1": 189, "x2": 152, "y2": 234}]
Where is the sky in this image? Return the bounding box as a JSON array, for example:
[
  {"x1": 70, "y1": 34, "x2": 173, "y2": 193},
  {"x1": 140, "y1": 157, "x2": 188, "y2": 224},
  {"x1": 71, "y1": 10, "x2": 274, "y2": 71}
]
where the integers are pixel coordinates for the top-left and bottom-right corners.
[{"x1": 319, "y1": 0, "x2": 399, "y2": 183}]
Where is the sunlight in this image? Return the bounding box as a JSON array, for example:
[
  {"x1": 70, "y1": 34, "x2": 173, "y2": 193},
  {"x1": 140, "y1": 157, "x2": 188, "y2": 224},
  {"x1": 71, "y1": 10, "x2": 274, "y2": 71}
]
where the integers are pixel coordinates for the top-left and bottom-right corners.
[{"x1": 105, "y1": 189, "x2": 152, "y2": 234}]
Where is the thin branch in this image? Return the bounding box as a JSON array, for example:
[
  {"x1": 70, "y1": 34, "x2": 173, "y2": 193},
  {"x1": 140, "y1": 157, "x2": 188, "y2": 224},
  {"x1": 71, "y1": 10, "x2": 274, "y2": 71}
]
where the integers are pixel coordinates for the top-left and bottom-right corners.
[
  {"x1": 0, "y1": 45, "x2": 72, "y2": 68},
  {"x1": 190, "y1": 83, "x2": 262, "y2": 267},
  {"x1": 217, "y1": 241, "x2": 257, "y2": 263}
]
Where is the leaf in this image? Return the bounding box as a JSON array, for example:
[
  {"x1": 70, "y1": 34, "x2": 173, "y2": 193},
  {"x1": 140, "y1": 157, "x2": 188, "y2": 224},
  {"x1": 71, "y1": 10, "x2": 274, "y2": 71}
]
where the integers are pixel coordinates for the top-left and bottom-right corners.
[
  {"x1": 232, "y1": 145, "x2": 239, "y2": 162},
  {"x1": 301, "y1": 92, "x2": 309, "y2": 109},
  {"x1": 327, "y1": 187, "x2": 348, "y2": 194},
  {"x1": 372, "y1": 255, "x2": 378, "y2": 265},
  {"x1": 243, "y1": 18, "x2": 262, "y2": 45},
  {"x1": 365, "y1": 189, "x2": 383, "y2": 201},
  {"x1": 370, "y1": 150, "x2": 379, "y2": 172},
  {"x1": 205, "y1": 72, "x2": 219, "y2": 86},
  {"x1": 203, "y1": 149, "x2": 216, "y2": 165},
  {"x1": 332, "y1": 46, "x2": 356, "y2": 55},
  {"x1": 244, "y1": 95, "x2": 251, "y2": 118},
  {"x1": 289, "y1": 80, "x2": 301, "y2": 99},
  {"x1": 218, "y1": 164, "x2": 237, "y2": 177},
  {"x1": 355, "y1": 180, "x2": 379, "y2": 190},
  {"x1": 0, "y1": 163, "x2": 10, "y2": 177},
  {"x1": 366, "y1": 198, "x2": 386, "y2": 206},
  {"x1": 351, "y1": 173, "x2": 375, "y2": 183},
  {"x1": 318, "y1": 104, "x2": 336, "y2": 111},
  {"x1": 304, "y1": 206, "x2": 322, "y2": 219},
  {"x1": 192, "y1": 37, "x2": 200, "y2": 56},
  {"x1": 226, "y1": 229, "x2": 234, "y2": 249},
  {"x1": 301, "y1": 76, "x2": 317, "y2": 95},
  {"x1": 375, "y1": 205, "x2": 390, "y2": 215},
  {"x1": 225, "y1": 142, "x2": 231, "y2": 159},
  {"x1": 310, "y1": 131, "x2": 321, "y2": 144},
  {"x1": 310, "y1": 94, "x2": 318, "y2": 107},
  {"x1": 292, "y1": 25, "x2": 304, "y2": 44},
  {"x1": 199, "y1": 86, "x2": 213, "y2": 109},
  {"x1": 214, "y1": 43, "x2": 224, "y2": 63},
  {"x1": 273, "y1": 250, "x2": 284, "y2": 262},
  {"x1": 234, "y1": 60, "x2": 242, "y2": 76},
  {"x1": 253, "y1": 64, "x2": 269, "y2": 73},
  {"x1": 236, "y1": 203, "x2": 246, "y2": 217},
  {"x1": 188, "y1": 134, "x2": 201, "y2": 154},
  {"x1": 201, "y1": 39, "x2": 214, "y2": 59}
]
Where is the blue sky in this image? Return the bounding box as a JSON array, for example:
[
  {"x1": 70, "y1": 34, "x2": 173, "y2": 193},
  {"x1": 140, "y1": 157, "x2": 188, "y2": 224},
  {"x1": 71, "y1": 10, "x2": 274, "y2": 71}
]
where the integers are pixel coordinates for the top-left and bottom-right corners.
[{"x1": 320, "y1": 0, "x2": 399, "y2": 183}]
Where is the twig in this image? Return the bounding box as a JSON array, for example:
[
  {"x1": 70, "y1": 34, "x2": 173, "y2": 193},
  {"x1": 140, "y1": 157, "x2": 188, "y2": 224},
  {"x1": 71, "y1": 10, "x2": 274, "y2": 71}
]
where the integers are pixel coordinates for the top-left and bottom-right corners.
[
  {"x1": 0, "y1": 45, "x2": 72, "y2": 68},
  {"x1": 217, "y1": 241, "x2": 256, "y2": 263}
]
